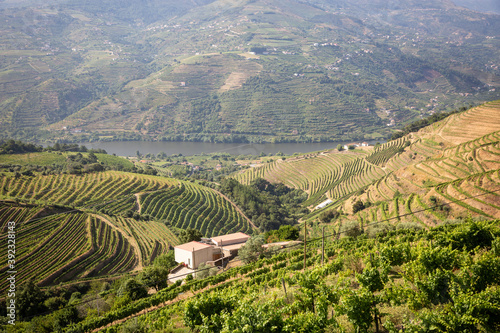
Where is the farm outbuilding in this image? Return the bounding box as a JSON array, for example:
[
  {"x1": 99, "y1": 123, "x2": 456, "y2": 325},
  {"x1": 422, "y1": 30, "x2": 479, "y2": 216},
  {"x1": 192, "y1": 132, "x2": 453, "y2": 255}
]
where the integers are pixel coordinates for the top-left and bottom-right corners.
[
  {"x1": 174, "y1": 241, "x2": 213, "y2": 269},
  {"x1": 211, "y1": 232, "x2": 250, "y2": 247},
  {"x1": 211, "y1": 232, "x2": 251, "y2": 258}
]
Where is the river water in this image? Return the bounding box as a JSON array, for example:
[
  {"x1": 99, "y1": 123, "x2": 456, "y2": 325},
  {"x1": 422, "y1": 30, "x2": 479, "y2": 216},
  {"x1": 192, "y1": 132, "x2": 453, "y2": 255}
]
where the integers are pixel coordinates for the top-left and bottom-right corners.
[{"x1": 80, "y1": 140, "x2": 383, "y2": 157}]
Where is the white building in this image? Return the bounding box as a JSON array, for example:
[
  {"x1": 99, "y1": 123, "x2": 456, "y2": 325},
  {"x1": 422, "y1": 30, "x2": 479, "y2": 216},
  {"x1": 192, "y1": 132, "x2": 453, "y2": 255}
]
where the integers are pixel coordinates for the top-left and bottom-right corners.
[
  {"x1": 315, "y1": 199, "x2": 333, "y2": 210},
  {"x1": 211, "y1": 232, "x2": 250, "y2": 247},
  {"x1": 174, "y1": 241, "x2": 213, "y2": 269},
  {"x1": 211, "y1": 232, "x2": 251, "y2": 257}
]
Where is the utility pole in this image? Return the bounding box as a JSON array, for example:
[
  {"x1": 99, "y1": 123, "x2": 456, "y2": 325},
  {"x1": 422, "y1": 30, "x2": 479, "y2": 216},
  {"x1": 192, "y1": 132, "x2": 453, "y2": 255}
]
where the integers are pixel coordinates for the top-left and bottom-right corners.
[
  {"x1": 303, "y1": 222, "x2": 307, "y2": 271},
  {"x1": 321, "y1": 226, "x2": 325, "y2": 265}
]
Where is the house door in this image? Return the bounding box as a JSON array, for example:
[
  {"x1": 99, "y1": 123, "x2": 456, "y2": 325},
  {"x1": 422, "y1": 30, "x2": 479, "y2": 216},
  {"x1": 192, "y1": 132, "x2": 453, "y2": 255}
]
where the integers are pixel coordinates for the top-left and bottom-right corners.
[{"x1": 188, "y1": 258, "x2": 191, "y2": 267}]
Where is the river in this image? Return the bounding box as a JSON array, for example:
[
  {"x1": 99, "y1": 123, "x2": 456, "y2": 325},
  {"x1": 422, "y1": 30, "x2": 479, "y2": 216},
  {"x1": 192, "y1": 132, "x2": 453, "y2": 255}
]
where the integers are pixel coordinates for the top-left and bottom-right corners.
[{"x1": 79, "y1": 140, "x2": 383, "y2": 157}]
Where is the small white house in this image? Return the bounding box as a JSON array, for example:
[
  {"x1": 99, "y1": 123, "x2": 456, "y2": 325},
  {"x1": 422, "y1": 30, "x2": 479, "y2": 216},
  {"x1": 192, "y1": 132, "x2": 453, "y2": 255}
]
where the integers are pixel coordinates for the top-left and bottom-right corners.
[{"x1": 174, "y1": 241, "x2": 213, "y2": 269}]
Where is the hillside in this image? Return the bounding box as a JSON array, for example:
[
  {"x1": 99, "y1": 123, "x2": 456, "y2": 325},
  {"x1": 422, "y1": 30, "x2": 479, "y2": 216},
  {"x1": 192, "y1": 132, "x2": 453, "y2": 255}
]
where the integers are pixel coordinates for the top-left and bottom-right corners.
[
  {"x1": 56, "y1": 101, "x2": 499, "y2": 333},
  {"x1": 0, "y1": 0, "x2": 498, "y2": 143},
  {"x1": 0, "y1": 104, "x2": 498, "y2": 331},
  {"x1": 0, "y1": 162, "x2": 255, "y2": 293},
  {"x1": 233, "y1": 101, "x2": 500, "y2": 228},
  {"x1": 72, "y1": 218, "x2": 500, "y2": 333}
]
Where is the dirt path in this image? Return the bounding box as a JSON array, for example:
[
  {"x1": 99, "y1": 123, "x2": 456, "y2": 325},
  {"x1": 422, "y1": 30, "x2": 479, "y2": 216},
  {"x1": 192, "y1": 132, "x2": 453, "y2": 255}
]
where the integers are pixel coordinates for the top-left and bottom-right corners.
[
  {"x1": 211, "y1": 189, "x2": 259, "y2": 231},
  {"x1": 91, "y1": 214, "x2": 143, "y2": 271},
  {"x1": 134, "y1": 193, "x2": 142, "y2": 214}
]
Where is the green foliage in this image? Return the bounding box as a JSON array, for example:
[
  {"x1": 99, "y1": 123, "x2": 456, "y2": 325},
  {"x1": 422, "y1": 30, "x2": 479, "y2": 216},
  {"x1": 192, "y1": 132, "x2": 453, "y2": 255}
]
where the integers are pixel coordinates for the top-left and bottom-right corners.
[
  {"x1": 0, "y1": 140, "x2": 42, "y2": 154},
  {"x1": 50, "y1": 306, "x2": 80, "y2": 333},
  {"x1": 417, "y1": 246, "x2": 459, "y2": 273},
  {"x1": 337, "y1": 288, "x2": 375, "y2": 332},
  {"x1": 462, "y1": 253, "x2": 500, "y2": 292},
  {"x1": 17, "y1": 279, "x2": 45, "y2": 320},
  {"x1": 118, "y1": 278, "x2": 148, "y2": 301},
  {"x1": 352, "y1": 200, "x2": 366, "y2": 214},
  {"x1": 356, "y1": 263, "x2": 389, "y2": 293},
  {"x1": 184, "y1": 294, "x2": 235, "y2": 330},
  {"x1": 264, "y1": 225, "x2": 299, "y2": 243},
  {"x1": 380, "y1": 242, "x2": 411, "y2": 266},
  {"x1": 319, "y1": 209, "x2": 340, "y2": 223},
  {"x1": 283, "y1": 311, "x2": 329, "y2": 333},
  {"x1": 433, "y1": 219, "x2": 499, "y2": 252},
  {"x1": 179, "y1": 228, "x2": 204, "y2": 243},
  {"x1": 152, "y1": 251, "x2": 176, "y2": 271},
  {"x1": 239, "y1": 236, "x2": 265, "y2": 264},
  {"x1": 139, "y1": 266, "x2": 169, "y2": 291},
  {"x1": 340, "y1": 220, "x2": 363, "y2": 238},
  {"x1": 220, "y1": 300, "x2": 284, "y2": 333},
  {"x1": 416, "y1": 269, "x2": 455, "y2": 305},
  {"x1": 196, "y1": 263, "x2": 219, "y2": 280},
  {"x1": 220, "y1": 178, "x2": 306, "y2": 231}
]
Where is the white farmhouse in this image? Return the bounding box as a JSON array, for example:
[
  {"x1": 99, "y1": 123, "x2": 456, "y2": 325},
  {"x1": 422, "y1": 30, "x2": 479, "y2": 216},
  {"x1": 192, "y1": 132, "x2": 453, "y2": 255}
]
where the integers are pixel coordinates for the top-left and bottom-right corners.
[{"x1": 174, "y1": 241, "x2": 213, "y2": 269}]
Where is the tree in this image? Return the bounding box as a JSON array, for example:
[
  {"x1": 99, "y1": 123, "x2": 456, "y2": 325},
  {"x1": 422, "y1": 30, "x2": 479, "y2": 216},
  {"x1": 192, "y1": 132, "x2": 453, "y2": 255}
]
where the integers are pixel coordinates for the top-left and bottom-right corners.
[
  {"x1": 239, "y1": 236, "x2": 265, "y2": 264},
  {"x1": 118, "y1": 278, "x2": 148, "y2": 300},
  {"x1": 152, "y1": 251, "x2": 176, "y2": 270},
  {"x1": 51, "y1": 306, "x2": 80, "y2": 332},
  {"x1": 195, "y1": 262, "x2": 218, "y2": 279},
  {"x1": 17, "y1": 279, "x2": 45, "y2": 320},
  {"x1": 139, "y1": 266, "x2": 169, "y2": 291},
  {"x1": 337, "y1": 144, "x2": 344, "y2": 151},
  {"x1": 179, "y1": 228, "x2": 203, "y2": 243},
  {"x1": 352, "y1": 200, "x2": 365, "y2": 214},
  {"x1": 88, "y1": 152, "x2": 98, "y2": 163},
  {"x1": 277, "y1": 225, "x2": 299, "y2": 240},
  {"x1": 340, "y1": 220, "x2": 362, "y2": 238}
]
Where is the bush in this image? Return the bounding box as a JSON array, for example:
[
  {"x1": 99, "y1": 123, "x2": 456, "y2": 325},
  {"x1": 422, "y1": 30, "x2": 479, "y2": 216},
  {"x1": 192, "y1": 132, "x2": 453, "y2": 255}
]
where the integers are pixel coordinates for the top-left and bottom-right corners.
[
  {"x1": 239, "y1": 236, "x2": 265, "y2": 264},
  {"x1": 117, "y1": 278, "x2": 148, "y2": 301},
  {"x1": 352, "y1": 200, "x2": 365, "y2": 214},
  {"x1": 340, "y1": 221, "x2": 362, "y2": 238}
]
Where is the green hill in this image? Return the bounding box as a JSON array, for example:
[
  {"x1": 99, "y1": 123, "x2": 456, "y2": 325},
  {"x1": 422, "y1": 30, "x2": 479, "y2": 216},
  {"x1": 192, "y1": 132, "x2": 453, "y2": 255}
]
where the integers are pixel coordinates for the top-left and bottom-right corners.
[
  {"x1": 0, "y1": 0, "x2": 498, "y2": 143},
  {"x1": 0, "y1": 165, "x2": 255, "y2": 292},
  {"x1": 233, "y1": 101, "x2": 500, "y2": 226},
  {"x1": 0, "y1": 104, "x2": 499, "y2": 332},
  {"x1": 65, "y1": 218, "x2": 500, "y2": 333}
]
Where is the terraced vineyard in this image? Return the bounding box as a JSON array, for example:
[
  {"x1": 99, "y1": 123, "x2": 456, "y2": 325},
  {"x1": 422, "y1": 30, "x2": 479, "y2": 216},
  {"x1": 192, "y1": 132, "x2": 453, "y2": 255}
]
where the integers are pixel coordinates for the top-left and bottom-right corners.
[
  {"x1": 0, "y1": 171, "x2": 172, "y2": 208},
  {"x1": 138, "y1": 182, "x2": 254, "y2": 237},
  {"x1": 0, "y1": 170, "x2": 253, "y2": 237},
  {"x1": 233, "y1": 101, "x2": 500, "y2": 227},
  {"x1": 233, "y1": 151, "x2": 366, "y2": 206},
  {"x1": 106, "y1": 215, "x2": 180, "y2": 266},
  {"x1": 0, "y1": 203, "x2": 137, "y2": 292},
  {"x1": 68, "y1": 218, "x2": 500, "y2": 333},
  {"x1": 0, "y1": 169, "x2": 254, "y2": 290}
]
